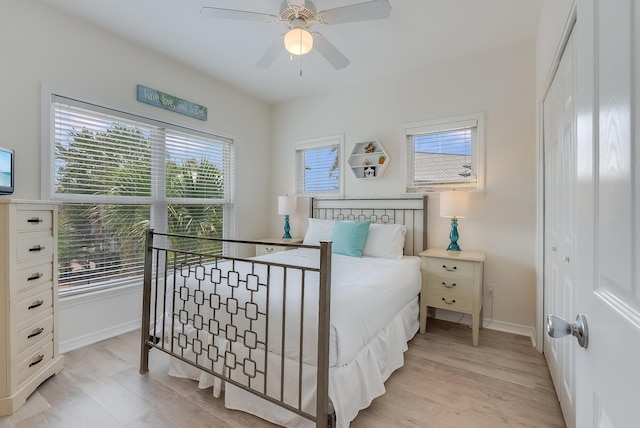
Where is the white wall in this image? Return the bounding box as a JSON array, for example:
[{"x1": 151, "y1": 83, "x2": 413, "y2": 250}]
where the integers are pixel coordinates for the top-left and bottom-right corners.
[
  {"x1": 1, "y1": 1, "x2": 271, "y2": 352},
  {"x1": 270, "y1": 41, "x2": 538, "y2": 334}
]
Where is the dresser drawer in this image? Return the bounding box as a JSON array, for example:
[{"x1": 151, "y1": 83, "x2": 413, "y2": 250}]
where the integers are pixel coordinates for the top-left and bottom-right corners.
[
  {"x1": 15, "y1": 262, "x2": 53, "y2": 293},
  {"x1": 16, "y1": 314, "x2": 54, "y2": 355},
  {"x1": 426, "y1": 274, "x2": 474, "y2": 294},
  {"x1": 16, "y1": 284, "x2": 53, "y2": 323},
  {"x1": 14, "y1": 210, "x2": 53, "y2": 233},
  {"x1": 426, "y1": 289, "x2": 472, "y2": 312},
  {"x1": 16, "y1": 235, "x2": 53, "y2": 263},
  {"x1": 425, "y1": 257, "x2": 475, "y2": 278},
  {"x1": 17, "y1": 339, "x2": 54, "y2": 386}
]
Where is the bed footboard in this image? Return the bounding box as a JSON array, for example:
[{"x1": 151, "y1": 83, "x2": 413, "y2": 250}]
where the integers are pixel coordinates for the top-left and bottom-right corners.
[{"x1": 139, "y1": 229, "x2": 334, "y2": 428}]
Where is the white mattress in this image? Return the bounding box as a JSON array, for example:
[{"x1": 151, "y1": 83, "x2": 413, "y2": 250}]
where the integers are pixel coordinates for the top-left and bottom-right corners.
[{"x1": 161, "y1": 248, "x2": 421, "y2": 427}]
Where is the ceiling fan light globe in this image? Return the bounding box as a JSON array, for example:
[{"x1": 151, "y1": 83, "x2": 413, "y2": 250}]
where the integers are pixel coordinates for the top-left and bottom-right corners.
[{"x1": 284, "y1": 27, "x2": 313, "y2": 55}]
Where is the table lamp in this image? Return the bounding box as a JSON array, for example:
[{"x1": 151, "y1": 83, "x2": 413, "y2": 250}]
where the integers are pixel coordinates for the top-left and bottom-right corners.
[
  {"x1": 278, "y1": 195, "x2": 297, "y2": 240},
  {"x1": 440, "y1": 191, "x2": 469, "y2": 251}
]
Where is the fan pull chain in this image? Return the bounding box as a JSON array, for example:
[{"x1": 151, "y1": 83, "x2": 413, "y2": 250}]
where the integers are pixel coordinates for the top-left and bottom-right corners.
[{"x1": 299, "y1": 54, "x2": 303, "y2": 77}]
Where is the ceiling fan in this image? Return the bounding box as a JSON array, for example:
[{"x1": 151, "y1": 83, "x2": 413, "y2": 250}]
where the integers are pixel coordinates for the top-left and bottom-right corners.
[{"x1": 201, "y1": 0, "x2": 392, "y2": 70}]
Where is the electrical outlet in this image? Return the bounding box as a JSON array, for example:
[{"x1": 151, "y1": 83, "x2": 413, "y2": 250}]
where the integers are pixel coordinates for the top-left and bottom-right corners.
[{"x1": 486, "y1": 284, "x2": 495, "y2": 297}]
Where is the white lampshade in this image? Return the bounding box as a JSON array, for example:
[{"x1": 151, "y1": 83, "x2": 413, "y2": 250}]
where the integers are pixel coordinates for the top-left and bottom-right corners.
[
  {"x1": 284, "y1": 27, "x2": 313, "y2": 56},
  {"x1": 440, "y1": 191, "x2": 469, "y2": 218},
  {"x1": 278, "y1": 195, "x2": 297, "y2": 215}
]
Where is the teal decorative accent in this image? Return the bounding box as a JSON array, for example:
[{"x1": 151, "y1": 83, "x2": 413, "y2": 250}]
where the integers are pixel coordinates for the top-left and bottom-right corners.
[
  {"x1": 331, "y1": 220, "x2": 371, "y2": 257},
  {"x1": 447, "y1": 217, "x2": 461, "y2": 251},
  {"x1": 282, "y1": 215, "x2": 292, "y2": 240},
  {"x1": 136, "y1": 85, "x2": 207, "y2": 121}
]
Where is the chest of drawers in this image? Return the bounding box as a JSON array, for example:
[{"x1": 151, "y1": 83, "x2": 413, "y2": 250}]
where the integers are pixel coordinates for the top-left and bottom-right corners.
[
  {"x1": 0, "y1": 200, "x2": 64, "y2": 415},
  {"x1": 419, "y1": 248, "x2": 485, "y2": 346}
]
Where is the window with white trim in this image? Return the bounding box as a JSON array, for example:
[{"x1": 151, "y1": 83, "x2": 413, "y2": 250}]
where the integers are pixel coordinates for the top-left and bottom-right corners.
[
  {"x1": 405, "y1": 113, "x2": 484, "y2": 192},
  {"x1": 48, "y1": 95, "x2": 234, "y2": 294},
  {"x1": 295, "y1": 135, "x2": 343, "y2": 196}
]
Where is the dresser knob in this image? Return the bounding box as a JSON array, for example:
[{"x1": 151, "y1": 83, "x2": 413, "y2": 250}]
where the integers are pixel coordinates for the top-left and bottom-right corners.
[
  {"x1": 442, "y1": 264, "x2": 457, "y2": 272},
  {"x1": 441, "y1": 297, "x2": 456, "y2": 304},
  {"x1": 442, "y1": 282, "x2": 456, "y2": 288}
]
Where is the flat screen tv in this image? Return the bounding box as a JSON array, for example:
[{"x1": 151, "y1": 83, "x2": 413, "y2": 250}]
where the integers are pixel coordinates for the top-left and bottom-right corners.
[{"x1": 0, "y1": 146, "x2": 15, "y2": 195}]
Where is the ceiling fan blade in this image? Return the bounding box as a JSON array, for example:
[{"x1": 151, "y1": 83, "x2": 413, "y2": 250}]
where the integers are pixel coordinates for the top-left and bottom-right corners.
[
  {"x1": 317, "y1": 0, "x2": 391, "y2": 25},
  {"x1": 200, "y1": 7, "x2": 279, "y2": 23},
  {"x1": 311, "y1": 33, "x2": 350, "y2": 70},
  {"x1": 256, "y1": 34, "x2": 285, "y2": 69}
]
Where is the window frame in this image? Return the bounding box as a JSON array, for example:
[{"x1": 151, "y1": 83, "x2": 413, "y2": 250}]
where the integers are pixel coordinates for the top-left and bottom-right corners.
[
  {"x1": 294, "y1": 134, "x2": 344, "y2": 197},
  {"x1": 403, "y1": 112, "x2": 485, "y2": 193},
  {"x1": 42, "y1": 87, "x2": 235, "y2": 295}
]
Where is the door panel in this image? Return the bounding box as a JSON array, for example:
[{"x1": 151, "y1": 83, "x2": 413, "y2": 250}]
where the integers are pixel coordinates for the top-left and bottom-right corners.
[
  {"x1": 543, "y1": 31, "x2": 575, "y2": 428},
  {"x1": 574, "y1": 0, "x2": 640, "y2": 426}
]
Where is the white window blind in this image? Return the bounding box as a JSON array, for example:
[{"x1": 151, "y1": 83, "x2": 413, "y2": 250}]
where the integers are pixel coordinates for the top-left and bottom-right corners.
[
  {"x1": 295, "y1": 135, "x2": 343, "y2": 196},
  {"x1": 50, "y1": 95, "x2": 234, "y2": 293},
  {"x1": 405, "y1": 114, "x2": 484, "y2": 191}
]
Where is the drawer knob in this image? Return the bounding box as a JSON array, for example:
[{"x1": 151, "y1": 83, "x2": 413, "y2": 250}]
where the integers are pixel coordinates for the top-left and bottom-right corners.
[
  {"x1": 442, "y1": 264, "x2": 457, "y2": 272},
  {"x1": 442, "y1": 297, "x2": 456, "y2": 304},
  {"x1": 442, "y1": 282, "x2": 456, "y2": 288},
  {"x1": 28, "y1": 273, "x2": 44, "y2": 281},
  {"x1": 266, "y1": 247, "x2": 274, "y2": 252},
  {"x1": 27, "y1": 217, "x2": 44, "y2": 224},
  {"x1": 29, "y1": 354, "x2": 45, "y2": 368},
  {"x1": 29, "y1": 245, "x2": 46, "y2": 252},
  {"x1": 27, "y1": 327, "x2": 45, "y2": 339},
  {"x1": 28, "y1": 299, "x2": 45, "y2": 310}
]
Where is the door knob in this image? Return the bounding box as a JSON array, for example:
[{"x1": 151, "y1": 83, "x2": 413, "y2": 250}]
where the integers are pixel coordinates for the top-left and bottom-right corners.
[{"x1": 546, "y1": 314, "x2": 589, "y2": 348}]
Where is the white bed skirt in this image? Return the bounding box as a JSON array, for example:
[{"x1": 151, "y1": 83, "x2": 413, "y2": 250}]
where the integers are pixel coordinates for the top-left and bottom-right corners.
[{"x1": 168, "y1": 298, "x2": 419, "y2": 428}]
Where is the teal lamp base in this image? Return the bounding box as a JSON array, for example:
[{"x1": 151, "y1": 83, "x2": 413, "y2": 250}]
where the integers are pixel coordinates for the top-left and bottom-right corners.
[
  {"x1": 282, "y1": 215, "x2": 291, "y2": 240},
  {"x1": 447, "y1": 217, "x2": 461, "y2": 251}
]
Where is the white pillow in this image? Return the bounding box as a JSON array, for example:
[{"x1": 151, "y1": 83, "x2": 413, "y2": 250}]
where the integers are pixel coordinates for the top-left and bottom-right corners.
[
  {"x1": 362, "y1": 223, "x2": 407, "y2": 259},
  {"x1": 302, "y1": 218, "x2": 335, "y2": 245}
]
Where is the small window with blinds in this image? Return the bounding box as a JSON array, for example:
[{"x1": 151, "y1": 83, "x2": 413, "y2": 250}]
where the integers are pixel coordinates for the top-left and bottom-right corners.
[
  {"x1": 405, "y1": 113, "x2": 485, "y2": 192},
  {"x1": 295, "y1": 135, "x2": 343, "y2": 196},
  {"x1": 48, "y1": 94, "x2": 234, "y2": 294}
]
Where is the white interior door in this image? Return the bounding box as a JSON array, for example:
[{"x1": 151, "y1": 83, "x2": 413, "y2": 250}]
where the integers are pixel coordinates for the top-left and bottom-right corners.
[
  {"x1": 543, "y1": 31, "x2": 576, "y2": 428},
  {"x1": 572, "y1": 0, "x2": 640, "y2": 426}
]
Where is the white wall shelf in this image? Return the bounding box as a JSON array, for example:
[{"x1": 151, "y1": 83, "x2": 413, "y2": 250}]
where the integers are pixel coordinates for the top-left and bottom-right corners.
[{"x1": 348, "y1": 140, "x2": 389, "y2": 179}]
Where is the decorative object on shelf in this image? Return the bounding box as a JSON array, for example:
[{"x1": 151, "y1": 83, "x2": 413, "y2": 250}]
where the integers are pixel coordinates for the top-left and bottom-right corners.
[
  {"x1": 364, "y1": 142, "x2": 376, "y2": 153},
  {"x1": 278, "y1": 195, "x2": 297, "y2": 240},
  {"x1": 348, "y1": 140, "x2": 390, "y2": 179},
  {"x1": 439, "y1": 191, "x2": 469, "y2": 251}
]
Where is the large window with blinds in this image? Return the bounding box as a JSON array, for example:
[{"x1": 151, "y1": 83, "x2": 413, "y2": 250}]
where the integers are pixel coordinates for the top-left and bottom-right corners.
[
  {"x1": 295, "y1": 134, "x2": 343, "y2": 196},
  {"x1": 47, "y1": 95, "x2": 234, "y2": 294},
  {"x1": 405, "y1": 113, "x2": 485, "y2": 192}
]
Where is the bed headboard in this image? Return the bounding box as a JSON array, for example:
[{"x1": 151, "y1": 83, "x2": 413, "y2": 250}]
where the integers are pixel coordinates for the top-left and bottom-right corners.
[{"x1": 310, "y1": 197, "x2": 428, "y2": 256}]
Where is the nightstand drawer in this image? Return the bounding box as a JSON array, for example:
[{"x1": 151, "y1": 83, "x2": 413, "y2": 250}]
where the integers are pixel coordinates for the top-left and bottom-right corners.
[
  {"x1": 426, "y1": 289, "x2": 472, "y2": 312},
  {"x1": 426, "y1": 257, "x2": 475, "y2": 277},
  {"x1": 256, "y1": 244, "x2": 290, "y2": 256},
  {"x1": 426, "y1": 274, "x2": 474, "y2": 294}
]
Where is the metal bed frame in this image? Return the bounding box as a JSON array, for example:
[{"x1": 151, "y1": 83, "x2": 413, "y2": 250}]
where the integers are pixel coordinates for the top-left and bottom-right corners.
[{"x1": 139, "y1": 197, "x2": 427, "y2": 428}]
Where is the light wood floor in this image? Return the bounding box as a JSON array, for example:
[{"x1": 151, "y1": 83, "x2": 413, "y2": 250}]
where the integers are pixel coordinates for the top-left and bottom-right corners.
[{"x1": 0, "y1": 320, "x2": 565, "y2": 428}]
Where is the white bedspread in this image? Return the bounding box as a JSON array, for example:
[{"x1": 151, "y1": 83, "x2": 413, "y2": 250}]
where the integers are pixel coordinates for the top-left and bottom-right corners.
[{"x1": 162, "y1": 248, "x2": 421, "y2": 427}]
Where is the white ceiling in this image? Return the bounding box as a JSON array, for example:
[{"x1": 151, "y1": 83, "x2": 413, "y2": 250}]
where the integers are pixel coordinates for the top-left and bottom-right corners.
[{"x1": 40, "y1": 0, "x2": 543, "y2": 104}]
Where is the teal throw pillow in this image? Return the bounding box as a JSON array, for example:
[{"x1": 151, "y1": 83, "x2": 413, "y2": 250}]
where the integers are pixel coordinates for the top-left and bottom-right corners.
[{"x1": 331, "y1": 221, "x2": 371, "y2": 257}]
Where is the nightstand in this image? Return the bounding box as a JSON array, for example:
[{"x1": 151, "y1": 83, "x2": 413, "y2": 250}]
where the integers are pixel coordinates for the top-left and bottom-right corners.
[
  {"x1": 255, "y1": 238, "x2": 303, "y2": 256},
  {"x1": 419, "y1": 248, "x2": 486, "y2": 346}
]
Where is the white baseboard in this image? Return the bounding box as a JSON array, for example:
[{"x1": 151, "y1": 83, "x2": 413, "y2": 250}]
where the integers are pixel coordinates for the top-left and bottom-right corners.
[
  {"x1": 433, "y1": 310, "x2": 537, "y2": 347},
  {"x1": 59, "y1": 319, "x2": 140, "y2": 354}
]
